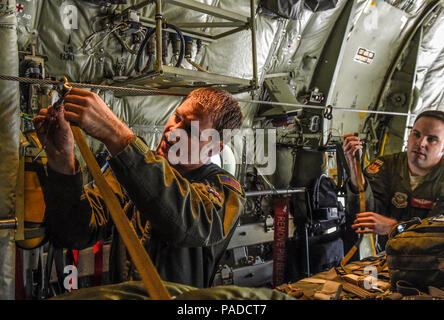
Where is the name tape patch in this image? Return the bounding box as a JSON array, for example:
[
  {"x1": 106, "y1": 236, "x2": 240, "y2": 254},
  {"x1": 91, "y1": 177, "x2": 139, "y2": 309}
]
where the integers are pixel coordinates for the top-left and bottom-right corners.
[{"x1": 411, "y1": 197, "x2": 435, "y2": 209}]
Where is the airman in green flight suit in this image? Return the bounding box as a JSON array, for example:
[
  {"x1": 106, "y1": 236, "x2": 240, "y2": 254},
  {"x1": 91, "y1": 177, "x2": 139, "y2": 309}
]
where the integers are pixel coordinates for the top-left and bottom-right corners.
[{"x1": 343, "y1": 110, "x2": 444, "y2": 250}]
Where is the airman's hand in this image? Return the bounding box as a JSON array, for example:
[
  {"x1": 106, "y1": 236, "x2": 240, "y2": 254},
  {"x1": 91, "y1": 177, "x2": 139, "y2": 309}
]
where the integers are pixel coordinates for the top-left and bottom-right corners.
[
  {"x1": 63, "y1": 87, "x2": 134, "y2": 156},
  {"x1": 352, "y1": 212, "x2": 398, "y2": 235},
  {"x1": 343, "y1": 134, "x2": 365, "y2": 191},
  {"x1": 33, "y1": 105, "x2": 76, "y2": 174}
]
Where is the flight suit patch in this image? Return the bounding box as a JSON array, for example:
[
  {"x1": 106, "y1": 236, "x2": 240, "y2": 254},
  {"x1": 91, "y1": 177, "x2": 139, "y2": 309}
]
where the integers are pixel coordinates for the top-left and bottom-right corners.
[
  {"x1": 411, "y1": 197, "x2": 435, "y2": 209},
  {"x1": 207, "y1": 186, "x2": 222, "y2": 203},
  {"x1": 366, "y1": 159, "x2": 384, "y2": 174},
  {"x1": 217, "y1": 174, "x2": 242, "y2": 194},
  {"x1": 392, "y1": 192, "x2": 408, "y2": 209}
]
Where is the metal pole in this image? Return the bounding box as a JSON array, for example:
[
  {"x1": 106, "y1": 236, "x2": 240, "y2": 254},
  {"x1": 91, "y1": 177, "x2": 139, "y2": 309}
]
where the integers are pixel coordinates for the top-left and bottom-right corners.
[
  {"x1": 155, "y1": 0, "x2": 163, "y2": 72},
  {"x1": 245, "y1": 188, "x2": 305, "y2": 197},
  {"x1": 305, "y1": 225, "x2": 310, "y2": 277},
  {"x1": 250, "y1": 0, "x2": 258, "y2": 89},
  {"x1": 0, "y1": 218, "x2": 17, "y2": 230}
]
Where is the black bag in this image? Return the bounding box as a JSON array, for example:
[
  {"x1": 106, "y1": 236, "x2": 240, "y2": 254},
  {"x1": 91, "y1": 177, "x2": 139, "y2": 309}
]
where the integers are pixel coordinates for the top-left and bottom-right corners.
[
  {"x1": 310, "y1": 174, "x2": 343, "y2": 221},
  {"x1": 287, "y1": 174, "x2": 345, "y2": 281},
  {"x1": 386, "y1": 215, "x2": 444, "y2": 291}
]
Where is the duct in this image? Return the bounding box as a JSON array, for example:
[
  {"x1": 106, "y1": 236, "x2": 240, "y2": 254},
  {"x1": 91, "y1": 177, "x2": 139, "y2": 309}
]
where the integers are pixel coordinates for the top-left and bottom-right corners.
[
  {"x1": 414, "y1": 4, "x2": 444, "y2": 114},
  {"x1": 326, "y1": 0, "x2": 435, "y2": 136},
  {"x1": 268, "y1": 0, "x2": 346, "y2": 74},
  {"x1": 0, "y1": 0, "x2": 20, "y2": 300},
  {"x1": 197, "y1": 0, "x2": 254, "y2": 81},
  {"x1": 164, "y1": 0, "x2": 216, "y2": 27},
  {"x1": 16, "y1": 0, "x2": 40, "y2": 51}
]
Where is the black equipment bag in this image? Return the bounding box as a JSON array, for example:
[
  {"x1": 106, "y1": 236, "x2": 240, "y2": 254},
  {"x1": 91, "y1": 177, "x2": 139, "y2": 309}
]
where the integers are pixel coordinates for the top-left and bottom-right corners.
[
  {"x1": 287, "y1": 173, "x2": 346, "y2": 281},
  {"x1": 310, "y1": 174, "x2": 343, "y2": 221}
]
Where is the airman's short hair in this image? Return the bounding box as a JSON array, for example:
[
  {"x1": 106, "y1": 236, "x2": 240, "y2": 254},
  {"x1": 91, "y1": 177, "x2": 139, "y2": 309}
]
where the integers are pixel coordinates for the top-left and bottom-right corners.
[
  {"x1": 187, "y1": 88, "x2": 243, "y2": 136},
  {"x1": 414, "y1": 110, "x2": 444, "y2": 125}
]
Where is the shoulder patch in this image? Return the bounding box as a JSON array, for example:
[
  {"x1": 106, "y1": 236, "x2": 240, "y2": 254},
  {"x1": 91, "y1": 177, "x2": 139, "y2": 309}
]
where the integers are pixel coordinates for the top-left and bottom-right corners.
[
  {"x1": 217, "y1": 174, "x2": 243, "y2": 195},
  {"x1": 366, "y1": 159, "x2": 384, "y2": 174}
]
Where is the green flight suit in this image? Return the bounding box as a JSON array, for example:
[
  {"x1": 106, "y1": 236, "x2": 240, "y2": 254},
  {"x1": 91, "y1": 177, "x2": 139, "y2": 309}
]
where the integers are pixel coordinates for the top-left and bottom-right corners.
[{"x1": 346, "y1": 152, "x2": 444, "y2": 250}]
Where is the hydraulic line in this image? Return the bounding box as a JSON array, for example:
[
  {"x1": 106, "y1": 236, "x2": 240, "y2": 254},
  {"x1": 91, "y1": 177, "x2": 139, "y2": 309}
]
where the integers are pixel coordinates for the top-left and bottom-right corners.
[
  {"x1": 162, "y1": 30, "x2": 169, "y2": 66},
  {"x1": 135, "y1": 27, "x2": 157, "y2": 73},
  {"x1": 166, "y1": 24, "x2": 185, "y2": 68},
  {"x1": 82, "y1": 23, "x2": 127, "y2": 54},
  {"x1": 184, "y1": 36, "x2": 207, "y2": 72},
  {"x1": 135, "y1": 23, "x2": 185, "y2": 72},
  {"x1": 112, "y1": 32, "x2": 139, "y2": 55},
  {"x1": 142, "y1": 33, "x2": 157, "y2": 73}
]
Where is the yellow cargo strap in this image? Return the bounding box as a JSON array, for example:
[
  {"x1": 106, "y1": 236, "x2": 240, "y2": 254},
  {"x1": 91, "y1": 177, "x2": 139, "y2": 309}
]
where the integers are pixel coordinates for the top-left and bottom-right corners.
[
  {"x1": 72, "y1": 126, "x2": 171, "y2": 300},
  {"x1": 57, "y1": 78, "x2": 171, "y2": 300},
  {"x1": 339, "y1": 148, "x2": 376, "y2": 271}
]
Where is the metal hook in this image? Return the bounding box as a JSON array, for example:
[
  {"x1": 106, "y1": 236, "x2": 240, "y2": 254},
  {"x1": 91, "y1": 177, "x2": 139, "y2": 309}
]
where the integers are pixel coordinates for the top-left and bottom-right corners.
[{"x1": 323, "y1": 105, "x2": 333, "y2": 120}]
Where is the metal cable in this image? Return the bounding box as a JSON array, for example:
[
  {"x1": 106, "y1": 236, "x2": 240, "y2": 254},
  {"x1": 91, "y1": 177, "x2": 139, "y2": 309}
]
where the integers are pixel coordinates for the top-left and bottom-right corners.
[
  {"x1": 237, "y1": 99, "x2": 416, "y2": 117},
  {"x1": 2, "y1": 73, "x2": 418, "y2": 116},
  {"x1": 0, "y1": 74, "x2": 187, "y2": 97}
]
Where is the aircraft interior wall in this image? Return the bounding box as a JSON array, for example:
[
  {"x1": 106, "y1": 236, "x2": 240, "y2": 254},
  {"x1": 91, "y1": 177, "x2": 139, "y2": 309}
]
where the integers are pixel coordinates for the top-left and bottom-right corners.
[{"x1": 0, "y1": 0, "x2": 443, "y2": 300}]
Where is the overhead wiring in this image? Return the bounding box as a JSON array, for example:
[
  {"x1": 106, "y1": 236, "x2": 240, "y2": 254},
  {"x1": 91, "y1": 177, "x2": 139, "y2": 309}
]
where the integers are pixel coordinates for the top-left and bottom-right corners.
[{"x1": 82, "y1": 23, "x2": 128, "y2": 54}]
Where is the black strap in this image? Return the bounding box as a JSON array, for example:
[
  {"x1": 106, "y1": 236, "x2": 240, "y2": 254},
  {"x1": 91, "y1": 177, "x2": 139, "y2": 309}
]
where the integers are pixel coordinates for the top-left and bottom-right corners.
[
  {"x1": 335, "y1": 142, "x2": 350, "y2": 194},
  {"x1": 396, "y1": 280, "x2": 423, "y2": 296},
  {"x1": 41, "y1": 243, "x2": 55, "y2": 298},
  {"x1": 54, "y1": 246, "x2": 66, "y2": 292}
]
